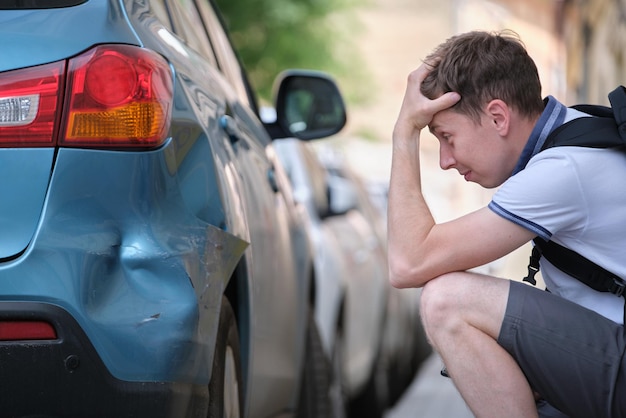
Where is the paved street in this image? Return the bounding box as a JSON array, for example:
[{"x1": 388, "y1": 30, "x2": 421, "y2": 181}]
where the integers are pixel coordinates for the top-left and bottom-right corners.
[
  {"x1": 385, "y1": 354, "x2": 473, "y2": 418},
  {"x1": 385, "y1": 354, "x2": 474, "y2": 418}
]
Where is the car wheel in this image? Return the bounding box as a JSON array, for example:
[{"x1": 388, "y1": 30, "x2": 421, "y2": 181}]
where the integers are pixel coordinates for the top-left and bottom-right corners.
[
  {"x1": 208, "y1": 297, "x2": 243, "y2": 418},
  {"x1": 348, "y1": 349, "x2": 389, "y2": 418},
  {"x1": 387, "y1": 344, "x2": 414, "y2": 407},
  {"x1": 297, "y1": 310, "x2": 332, "y2": 418},
  {"x1": 412, "y1": 315, "x2": 433, "y2": 373},
  {"x1": 329, "y1": 327, "x2": 349, "y2": 418}
]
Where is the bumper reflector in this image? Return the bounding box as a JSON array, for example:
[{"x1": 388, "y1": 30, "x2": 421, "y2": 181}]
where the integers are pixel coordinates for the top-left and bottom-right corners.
[{"x1": 0, "y1": 320, "x2": 57, "y2": 341}]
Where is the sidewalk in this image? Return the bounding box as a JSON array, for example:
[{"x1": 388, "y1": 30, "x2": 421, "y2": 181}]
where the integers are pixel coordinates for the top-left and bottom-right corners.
[{"x1": 385, "y1": 353, "x2": 474, "y2": 418}]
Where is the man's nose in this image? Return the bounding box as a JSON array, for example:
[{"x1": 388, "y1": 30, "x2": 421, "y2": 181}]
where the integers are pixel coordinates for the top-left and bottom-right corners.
[{"x1": 439, "y1": 144, "x2": 455, "y2": 170}]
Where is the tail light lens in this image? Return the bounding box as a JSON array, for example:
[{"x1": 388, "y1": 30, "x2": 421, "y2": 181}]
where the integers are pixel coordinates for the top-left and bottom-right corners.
[
  {"x1": 61, "y1": 45, "x2": 173, "y2": 149},
  {"x1": 0, "y1": 320, "x2": 57, "y2": 341},
  {"x1": 0, "y1": 45, "x2": 173, "y2": 149},
  {"x1": 0, "y1": 61, "x2": 64, "y2": 147}
]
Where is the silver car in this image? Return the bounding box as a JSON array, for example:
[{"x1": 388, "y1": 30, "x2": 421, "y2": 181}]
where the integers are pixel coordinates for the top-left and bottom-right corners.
[
  {"x1": 274, "y1": 137, "x2": 427, "y2": 418},
  {"x1": 320, "y1": 147, "x2": 432, "y2": 414}
]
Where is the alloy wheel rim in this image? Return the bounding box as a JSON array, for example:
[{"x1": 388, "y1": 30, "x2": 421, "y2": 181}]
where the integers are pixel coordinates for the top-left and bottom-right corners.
[{"x1": 224, "y1": 346, "x2": 241, "y2": 418}]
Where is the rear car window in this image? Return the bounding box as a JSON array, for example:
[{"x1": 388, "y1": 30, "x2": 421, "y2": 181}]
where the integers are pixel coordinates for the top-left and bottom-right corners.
[{"x1": 0, "y1": 0, "x2": 86, "y2": 9}]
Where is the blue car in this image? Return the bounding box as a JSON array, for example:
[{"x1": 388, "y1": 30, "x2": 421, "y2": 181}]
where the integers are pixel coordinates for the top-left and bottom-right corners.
[{"x1": 0, "y1": 0, "x2": 346, "y2": 417}]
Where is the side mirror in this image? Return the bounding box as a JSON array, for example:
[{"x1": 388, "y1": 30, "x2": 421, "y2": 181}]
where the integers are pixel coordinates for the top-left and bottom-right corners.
[
  {"x1": 270, "y1": 70, "x2": 347, "y2": 141},
  {"x1": 326, "y1": 174, "x2": 358, "y2": 216}
]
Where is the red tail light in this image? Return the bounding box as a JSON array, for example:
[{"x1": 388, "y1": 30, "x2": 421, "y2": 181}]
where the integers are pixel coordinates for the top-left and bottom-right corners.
[
  {"x1": 0, "y1": 320, "x2": 57, "y2": 341},
  {"x1": 0, "y1": 61, "x2": 64, "y2": 147},
  {"x1": 61, "y1": 45, "x2": 173, "y2": 148},
  {"x1": 0, "y1": 45, "x2": 173, "y2": 149}
]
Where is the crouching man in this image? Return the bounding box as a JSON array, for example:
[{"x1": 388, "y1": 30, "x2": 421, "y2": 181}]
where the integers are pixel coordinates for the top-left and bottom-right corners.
[{"x1": 387, "y1": 30, "x2": 626, "y2": 418}]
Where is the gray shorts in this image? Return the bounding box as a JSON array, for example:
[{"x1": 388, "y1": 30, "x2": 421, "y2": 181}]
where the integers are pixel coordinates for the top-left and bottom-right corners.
[{"x1": 498, "y1": 280, "x2": 626, "y2": 418}]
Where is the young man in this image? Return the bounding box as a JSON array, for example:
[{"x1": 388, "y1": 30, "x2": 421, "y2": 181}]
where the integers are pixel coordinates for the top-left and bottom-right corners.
[{"x1": 387, "y1": 30, "x2": 626, "y2": 417}]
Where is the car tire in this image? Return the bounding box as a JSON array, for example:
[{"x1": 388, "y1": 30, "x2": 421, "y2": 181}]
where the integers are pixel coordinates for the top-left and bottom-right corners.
[
  {"x1": 208, "y1": 297, "x2": 243, "y2": 418},
  {"x1": 387, "y1": 343, "x2": 416, "y2": 407},
  {"x1": 348, "y1": 348, "x2": 389, "y2": 418},
  {"x1": 329, "y1": 326, "x2": 349, "y2": 418},
  {"x1": 297, "y1": 310, "x2": 332, "y2": 418},
  {"x1": 412, "y1": 315, "x2": 433, "y2": 373}
]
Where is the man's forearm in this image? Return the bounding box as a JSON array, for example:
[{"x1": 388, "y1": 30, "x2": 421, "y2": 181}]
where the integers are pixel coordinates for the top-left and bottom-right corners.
[
  {"x1": 387, "y1": 131, "x2": 437, "y2": 288},
  {"x1": 387, "y1": 64, "x2": 461, "y2": 288}
]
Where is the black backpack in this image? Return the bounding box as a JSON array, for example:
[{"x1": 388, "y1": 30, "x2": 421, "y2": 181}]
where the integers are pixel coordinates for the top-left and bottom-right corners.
[{"x1": 523, "y1": 86, "x2": 626, "y2": 297}]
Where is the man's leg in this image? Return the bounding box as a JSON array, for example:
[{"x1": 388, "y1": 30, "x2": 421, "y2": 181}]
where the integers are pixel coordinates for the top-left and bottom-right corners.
[
  {"x1": 420, "y1": 271, "x2": 538, "y2": 418},
  {"x1": 497, "y1": 280, "x2": 626, "y2": 418}
]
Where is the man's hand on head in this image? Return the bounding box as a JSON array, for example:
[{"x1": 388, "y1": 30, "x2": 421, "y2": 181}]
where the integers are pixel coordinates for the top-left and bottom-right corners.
[{"x1": 394, "y1": 63, "x2": 461, "y2": 139}]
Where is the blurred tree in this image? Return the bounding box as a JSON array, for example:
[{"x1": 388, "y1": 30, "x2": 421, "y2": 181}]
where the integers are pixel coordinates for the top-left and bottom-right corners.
[{"x1": 214, "y1": 0, "x2": 369, "y2": 106}]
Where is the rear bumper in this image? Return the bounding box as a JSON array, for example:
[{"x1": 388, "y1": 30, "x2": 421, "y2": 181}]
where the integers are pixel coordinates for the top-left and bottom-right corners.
[{"x1": 0, "y1": 302, "x2": 207, "y2": 418}]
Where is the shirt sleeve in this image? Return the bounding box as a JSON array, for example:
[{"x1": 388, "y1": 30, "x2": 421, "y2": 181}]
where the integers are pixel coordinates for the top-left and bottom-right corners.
[{"x1": 489, "y1": 149, "x2": 588, "y2": 241}]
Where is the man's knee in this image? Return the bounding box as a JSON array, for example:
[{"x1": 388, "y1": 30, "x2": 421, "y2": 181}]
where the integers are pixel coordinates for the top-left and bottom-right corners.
[
  {"x1": 420, "y1": 272, "x2": 509, "y2": 346},
  {"x1": 420, "y1": 272, "x2": 470, "y2": 341},
  {"x1": 420, "y1": 272, "x2": 509, "y2": 338}
]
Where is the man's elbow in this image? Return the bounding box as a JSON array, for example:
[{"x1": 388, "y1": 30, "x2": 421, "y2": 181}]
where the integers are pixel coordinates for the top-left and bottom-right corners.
[{"x1": 388, "y1": 260, "x2": 429, "y2": 289}]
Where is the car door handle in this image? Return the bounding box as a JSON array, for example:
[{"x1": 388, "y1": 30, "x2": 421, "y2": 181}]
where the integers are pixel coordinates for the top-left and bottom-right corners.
[
  {"x1": 219, "y1": 115, "x2": 241, "y2": 143},
  {"x1": 267, "y1": 167, "x2": 279, "y2": 193}
]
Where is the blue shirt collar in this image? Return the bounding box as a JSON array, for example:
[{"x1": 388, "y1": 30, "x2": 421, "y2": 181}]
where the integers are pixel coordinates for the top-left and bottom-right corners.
[{"x1": 511, "y1": 96, "x2": 568, "y2": 175}]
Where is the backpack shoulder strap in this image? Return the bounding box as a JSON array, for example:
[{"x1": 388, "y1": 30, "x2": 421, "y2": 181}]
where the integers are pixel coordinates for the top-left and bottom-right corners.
[
  {"x1": 533, "y1": 238, "x2": 626, "y2": 297},
  {"x1": 541, "y1": 116, "x2": 622, "y2": 150},
  {"x1": 526, "y1": 86, "x2": 626, "y2": 297},
  {"x1": 542, "y1": 85, "x2": 626, "y2": 150},
  {"x1": 608, "y1": 85, "x2": 626, "y2": 135}
]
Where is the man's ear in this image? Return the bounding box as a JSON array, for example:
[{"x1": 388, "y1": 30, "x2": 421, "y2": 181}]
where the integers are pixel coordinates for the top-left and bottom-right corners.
[{"x1": 485, "y1": 99, "x2": 510, "y2": 136}]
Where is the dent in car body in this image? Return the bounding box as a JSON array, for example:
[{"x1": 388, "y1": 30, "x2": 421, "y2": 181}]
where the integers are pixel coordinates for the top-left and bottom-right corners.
[{"x1": 0, "y1": 142, "x2": 247, "y2": 383}]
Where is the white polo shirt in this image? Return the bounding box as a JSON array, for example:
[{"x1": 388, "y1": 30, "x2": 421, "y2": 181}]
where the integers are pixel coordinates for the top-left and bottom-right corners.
[{"x1": 489, "y1": 97, "x2": 626, "y2": 324}]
